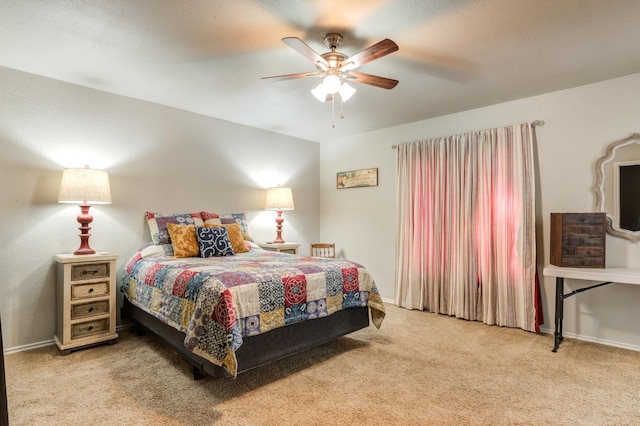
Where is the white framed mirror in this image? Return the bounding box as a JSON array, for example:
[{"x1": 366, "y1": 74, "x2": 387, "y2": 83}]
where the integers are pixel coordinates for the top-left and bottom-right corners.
[{"x1": 593, "y1": 133, "x2": 640, "y2": 242}]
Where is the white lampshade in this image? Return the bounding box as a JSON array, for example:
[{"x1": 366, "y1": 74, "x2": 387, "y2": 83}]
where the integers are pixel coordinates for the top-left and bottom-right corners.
[
  {"x1": 58, "y1": 167, "x2": 112, "y2": 204},
  {"x1": 312, "y1": 81, "x2": 356, "y2": 103},
  {"x1": 265, "y1": 187, "x2": 294, "y2": 211},
  {"x1": 323, "y1": 74, "x2": 342, "y2": 94},
  {"x1": 311, "y1": 83, "x2": 329, "y2": 102},
  {"x1": 339, "y1": 82, "x2": 356, "y2": 102}
]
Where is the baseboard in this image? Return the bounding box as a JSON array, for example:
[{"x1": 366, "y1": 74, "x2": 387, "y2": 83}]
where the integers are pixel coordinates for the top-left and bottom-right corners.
[
  {"x1": 3, "y1": 324, "x2": 133, "y2": 355},
  {"x1": 4, "y1": 339, "x2": 54, "y2": 356},
  {"x1": 538, "y1": 327, "x2": 640, "y2": 352},
  {"x1": 10, "y1": 316, "x2": 637, "y2": 356}
]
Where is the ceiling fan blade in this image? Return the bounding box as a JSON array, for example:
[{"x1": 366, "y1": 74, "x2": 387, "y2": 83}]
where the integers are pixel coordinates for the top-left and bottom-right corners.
[
  {"x1": 262, "y1": 72, "x2": 319, "y2": 81},
  {"x1": 346, "y1": 71, "x2": 399, "y2": 90},
  {"x1": 340, "y1": 39, "x2": 399, "y2": 71},
  {"x1": 282, "y1": 37, "x2": 329, "y2": 69}
]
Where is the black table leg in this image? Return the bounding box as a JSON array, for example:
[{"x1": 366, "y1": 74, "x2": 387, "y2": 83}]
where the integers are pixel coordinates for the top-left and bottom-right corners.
[{"x1": 552, "y1": 277, "x2": 564, "y2": 352}]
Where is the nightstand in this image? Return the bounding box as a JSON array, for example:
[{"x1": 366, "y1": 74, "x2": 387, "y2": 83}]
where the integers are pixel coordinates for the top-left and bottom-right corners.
[
  {"x1": 54, "y1": 252, "x2": 119, "y2": 354},
  {"x1": 257, "y1": 242, "x2": 300, "y2": 254}
]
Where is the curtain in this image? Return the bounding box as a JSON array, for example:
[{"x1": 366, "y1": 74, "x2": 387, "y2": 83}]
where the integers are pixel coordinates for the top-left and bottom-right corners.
[{"x1": 395, "y1": 123, "x2": 538, "y2": 332}]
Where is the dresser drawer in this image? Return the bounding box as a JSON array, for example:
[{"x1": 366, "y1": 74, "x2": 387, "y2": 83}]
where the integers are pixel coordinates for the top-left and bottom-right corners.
[
  {"x1": 559, "y1": 257, "x2": 605, "y2": 268},
  {"x1": 575, "y1": 246, "x2": 605, "y2": 257},
  {"x1": 71, "y1": 262, "x2": 109, "y2": 281},
  {"x1": 71, "y1": 282, "x2": 109, "y2": 300},
  {"x1": 71, "y1": 300, "x2": 109, "y2": 320},
  {"x1": 563, "y1": 224, "x2": 604, "y2": 235},
  {"x1": 561, "y1": 214, "x2": 605, "y2": 225},
  {"x1": 71, "y1": 318, "x2": 109, "y2": 339},
  {"x1": 562, "y1": 245, "x2": 604, "y2": 257},
  {"x1": 564, "y1": 235, "x2": 604, "y2": 246}
]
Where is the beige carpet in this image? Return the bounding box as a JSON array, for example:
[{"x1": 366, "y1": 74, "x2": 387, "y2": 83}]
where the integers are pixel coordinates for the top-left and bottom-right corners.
[{"x1": 5, "y1": 304, "x2": 640, "y2": 425}]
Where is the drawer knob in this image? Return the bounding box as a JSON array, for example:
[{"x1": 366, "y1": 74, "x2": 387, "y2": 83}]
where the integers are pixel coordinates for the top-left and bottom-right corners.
[
  {"x1": 88, "y1": 325, "x2": 94, "y2": 331},
  {"x1": 88, "y1": 288, "x2": 94, "y2": 294},
  {"x1": 88, "y1": 306, "x2": 95, "y2": 313}
]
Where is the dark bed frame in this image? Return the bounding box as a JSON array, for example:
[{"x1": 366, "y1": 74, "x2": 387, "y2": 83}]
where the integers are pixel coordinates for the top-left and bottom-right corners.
[{"x1": 122, "y1": 297, "x2": 370, "y2": 379}]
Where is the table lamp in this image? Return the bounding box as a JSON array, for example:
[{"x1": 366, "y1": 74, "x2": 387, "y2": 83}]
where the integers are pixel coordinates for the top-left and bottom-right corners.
[
  {"x1": 265, "y1": 186, "x2": 294, "y2": 243},
  {"x1": 58, "y1": 166, "x2": 112, "y2": 255}
]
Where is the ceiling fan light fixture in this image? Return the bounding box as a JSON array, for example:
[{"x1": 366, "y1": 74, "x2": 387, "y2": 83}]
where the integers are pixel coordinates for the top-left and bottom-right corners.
[
  {"x1": 311, "y1": 83, "x2": 329, "y2": 102},
  {"x1": 339, "y1": 82, "x2": 356, "y2": 102},
  {"x1": 322, "y1": 73, "x2": 342, "y2": 95}
]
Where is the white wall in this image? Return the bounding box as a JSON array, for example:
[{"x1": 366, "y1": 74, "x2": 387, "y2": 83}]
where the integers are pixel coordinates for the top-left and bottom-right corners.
[
  {"x1": 321, "y1": 72, "x2": 640, "y2": 350},
  {"x1": 4, "y1": 63, "x2": 640, "y2": 353},
  {"x1": 0, "y1": 66, "x2": 320, "y2": 350}
]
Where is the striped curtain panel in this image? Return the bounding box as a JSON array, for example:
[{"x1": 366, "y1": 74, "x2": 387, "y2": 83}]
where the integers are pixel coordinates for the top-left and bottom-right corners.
[{"x1": 394, "y1": 123, "x2": 538, "y2": 332}]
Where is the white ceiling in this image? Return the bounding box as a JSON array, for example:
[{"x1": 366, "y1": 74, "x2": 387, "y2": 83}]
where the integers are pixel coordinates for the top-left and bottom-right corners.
[{"x1": 3, "y1": 0, "x2": 640, "y2": 143}]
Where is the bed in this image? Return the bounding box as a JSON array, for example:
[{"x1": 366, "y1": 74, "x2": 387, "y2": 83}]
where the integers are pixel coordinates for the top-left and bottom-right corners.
[{"x1": 121, "y1": 212, "x2": 385, "y2": 379}]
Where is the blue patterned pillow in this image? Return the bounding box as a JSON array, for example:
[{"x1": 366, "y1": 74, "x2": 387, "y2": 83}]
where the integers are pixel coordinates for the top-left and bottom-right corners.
[{"x1": 195, "y1": 226, "x2": 235, "y2": 257}]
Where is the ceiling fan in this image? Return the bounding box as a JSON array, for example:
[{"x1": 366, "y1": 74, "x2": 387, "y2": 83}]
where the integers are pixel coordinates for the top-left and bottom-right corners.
[{"x1": 263, "y1": 33, "x2": 399, "y2": 103}]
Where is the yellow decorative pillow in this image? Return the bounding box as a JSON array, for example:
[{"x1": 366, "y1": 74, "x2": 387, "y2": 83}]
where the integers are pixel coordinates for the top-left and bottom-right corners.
[
  {"x1": 166, "y1": 223, "x2": 199, "y2": 258},
  {"x1": 205, "y1": 223, "x2": 249, "y2": 254}
]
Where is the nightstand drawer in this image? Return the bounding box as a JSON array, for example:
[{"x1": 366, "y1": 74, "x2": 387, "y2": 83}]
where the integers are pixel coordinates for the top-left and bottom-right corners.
[
  {"x1": 71, "y1": 282, "x2": 109, "y2": 300},
  {"x1": 71, "y1": 300, "x2": 109, "y2": 320},
  {"x1": 71, "y1": 318, "x2": 109, "y2": 339},
  {"x1": 71, "y1": 262, "x2": 109, "y2": 281}
]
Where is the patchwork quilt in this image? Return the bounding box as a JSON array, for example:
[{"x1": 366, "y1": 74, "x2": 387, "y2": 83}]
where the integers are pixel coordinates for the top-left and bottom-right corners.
[{"x1": 121, "y1": 244, "x2": 385, "y2": 377}]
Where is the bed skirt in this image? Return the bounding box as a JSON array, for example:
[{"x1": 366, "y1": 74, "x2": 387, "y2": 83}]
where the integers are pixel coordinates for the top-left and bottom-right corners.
[{"x1": 122, "y1": 297, "x2": 370, "y2": 379}]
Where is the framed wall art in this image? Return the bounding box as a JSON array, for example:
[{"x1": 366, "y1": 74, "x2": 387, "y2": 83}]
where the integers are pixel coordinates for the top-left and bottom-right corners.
[{"x1": 336, "y1": 168, "x2": 378, "y2": 189}]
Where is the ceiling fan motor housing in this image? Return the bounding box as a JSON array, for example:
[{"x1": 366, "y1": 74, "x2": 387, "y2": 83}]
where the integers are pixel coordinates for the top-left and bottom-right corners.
[
  {"x1": 324, "y1": 33, "x2": 343, "y2": 50},
  {"x1": 319, "y1": 33, "x2": 347, "y2": 70},
  {"x1": 320, "y1": 52, "x2": 347, "y2": 70}
]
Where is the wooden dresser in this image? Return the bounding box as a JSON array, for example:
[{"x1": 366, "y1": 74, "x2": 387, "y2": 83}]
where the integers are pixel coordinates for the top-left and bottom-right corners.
[
  {"x1": 550, "y1": 212, "x2": 606, "y2": 268},
  {"x1": 54, "y1": 253, "x2": 119, "y2": 354}
]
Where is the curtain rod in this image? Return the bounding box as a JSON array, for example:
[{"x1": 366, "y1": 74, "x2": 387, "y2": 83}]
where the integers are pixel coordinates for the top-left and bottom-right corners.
[{"x1": 391, "y1": 120, "x2": 545, "y2": 149}]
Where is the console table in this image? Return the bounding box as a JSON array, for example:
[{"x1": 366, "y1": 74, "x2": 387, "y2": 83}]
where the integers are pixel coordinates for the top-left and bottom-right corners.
[{"x1": 543, "y1": 265, "x2": 640, "y2": 352}]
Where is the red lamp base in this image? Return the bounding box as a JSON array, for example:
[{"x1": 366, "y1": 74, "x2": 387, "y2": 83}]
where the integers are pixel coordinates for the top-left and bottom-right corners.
[
  {"x1": 74, "y1": 204, "x2": 96, "y2": 255},
  {"x1": 273, "y1": 210, "x2": 286, "y2": 243}
]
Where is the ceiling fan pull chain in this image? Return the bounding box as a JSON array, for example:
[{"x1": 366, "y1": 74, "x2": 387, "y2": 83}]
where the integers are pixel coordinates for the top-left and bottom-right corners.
[
  {"x1": 340, "y1": 96, "x2": 345, "y2": 120},
  {"x1": 332, "y1": 95, "x2": 336, "y2": 128}
]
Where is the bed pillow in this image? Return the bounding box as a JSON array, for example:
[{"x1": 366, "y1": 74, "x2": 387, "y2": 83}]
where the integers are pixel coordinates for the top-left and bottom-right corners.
[
  {"x1": 195, "y1": 226, "x2": 235, "y2": 257},
  {"x1": 220, "y1": 212, "x2": 254, "y2": 242},
  {"x1": 246, "y1": 241, "x2": 262, "y2": 251},
  {"x1": 139, "y1": 242, "x2": 174, "y2": 258},
  {"x1": 200, "y1": 211, "x2": 254, "y2": 241},
  {"x1": 204, "y1": 223, "x2": 249, "y2": 254},
  {"x1": 166, "y1": 223, "x2": 199, "y2": 258},
  {"x1": 200, "y1": 211, "x2": 222, "y2": 226},
  {"x1": 145, "y1": 212, "x2": 204, "y2": 245}
]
